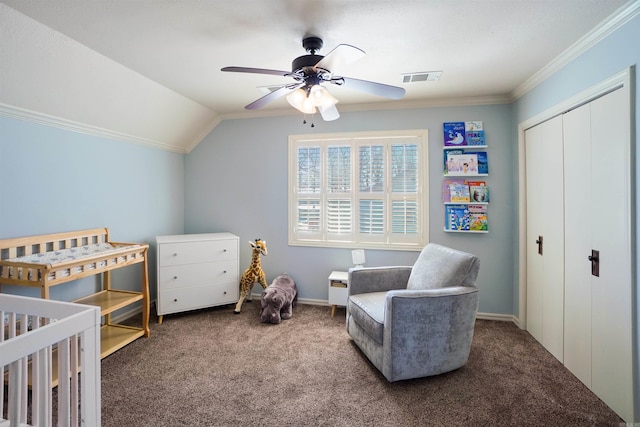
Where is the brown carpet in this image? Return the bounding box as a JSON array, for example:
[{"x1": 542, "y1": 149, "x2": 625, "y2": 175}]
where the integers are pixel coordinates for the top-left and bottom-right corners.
[{"x1": 100, "y1": 302, "x2": 623, "y2": 427}]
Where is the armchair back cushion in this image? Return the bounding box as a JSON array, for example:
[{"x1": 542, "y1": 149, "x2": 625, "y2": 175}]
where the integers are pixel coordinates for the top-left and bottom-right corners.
[{"x1": 407, "y1": 243, "x2": 480, "y2": 290}]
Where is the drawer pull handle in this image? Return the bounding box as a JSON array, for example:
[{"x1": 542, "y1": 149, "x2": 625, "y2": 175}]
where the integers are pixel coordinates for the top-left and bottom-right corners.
[
  {"x1": 223, "y1": 249, "x2": 227, "y2": 252},
  {"x1": 223, "y1": 270, "x2": 227, "y2": 274},
  {"x1": 174, "y1": 298, "x2": 178, "y2": 302},
  {"x1": 173, "y1": 276, "x2": 178, "y2": 280},
  {"x1": 223, "y1": 291, "x2": 227, "y2": 295},
  {"x1": 173, "y1": 253, "x2": 178, "y2": 257}
]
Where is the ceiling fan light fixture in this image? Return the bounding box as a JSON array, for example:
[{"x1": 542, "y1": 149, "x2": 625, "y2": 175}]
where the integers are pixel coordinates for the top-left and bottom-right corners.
[
  {"x1": 286, "y1": 88, "x2": 308, "y2": 113},
  {"x1": 309, "y1": 84, "x2": 338, "y2": 109},
  {"x1": 301, "y1": 97, "x2": 317, "y2": 114}
]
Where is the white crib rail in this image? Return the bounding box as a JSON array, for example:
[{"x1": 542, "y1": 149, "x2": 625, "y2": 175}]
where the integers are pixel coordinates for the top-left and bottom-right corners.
[{"x1": 0, "y1": 294, "x2": 101, "y2": 427}]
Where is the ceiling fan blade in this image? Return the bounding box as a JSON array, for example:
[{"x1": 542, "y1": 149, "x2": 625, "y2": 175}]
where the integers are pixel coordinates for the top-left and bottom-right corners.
[
  {"x1": 318, "y1": 104, "x2": 340, "y2": 121},
  {"x1": 221, "y1": 66, "x2": 290, "y2": 77},
  {"x1": 336, "y1": 76, "x2": 406, "y2": 100},
  {"x1": 314, "y1": 44, "x2": 365, "y2": 73},
  {"x1": 244, "y1": 84, "x2": 301, "y2": 110}
]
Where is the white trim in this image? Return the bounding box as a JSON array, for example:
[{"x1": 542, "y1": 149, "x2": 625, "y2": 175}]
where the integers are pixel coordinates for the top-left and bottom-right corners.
[
  {"x1": 517, "y1": 66, "x2": 633, "y2": 331},
  {"x1": 2, "y1": 94, "x2": 507, "y2": 154},
  {"x1": 476, "y1": 312, "x2": 519, "y2": 325},
  {"x1": 511, "y1": 1, "x2": 640, "y2": 101},
  {"x1": 217, "y1": 95, "x2": 510, "y2": 122},
  {"x1": 0, "y1": 102, "x2": 186, "y2": 154}
]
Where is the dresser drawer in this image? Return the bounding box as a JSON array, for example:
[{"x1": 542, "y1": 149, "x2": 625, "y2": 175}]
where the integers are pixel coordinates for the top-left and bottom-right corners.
[
  {"x1": 158, "y1": 282, "x2": 238, "y2": 315},
  {"x1": 159, "y1": 239, "x2": 237, "y2": 266},
  {"x1": 159, "y1": 260, "x2": 238, "y2": 290}
]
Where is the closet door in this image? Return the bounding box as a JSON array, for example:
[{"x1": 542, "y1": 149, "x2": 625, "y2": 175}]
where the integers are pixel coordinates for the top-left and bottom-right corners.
[
  {"x1": 589, "y1": 88, "x2": 633, "y2": 421},
  {"x1": 563, "y1": 102, "x2": 592, "y2": 385},
  {"x1": 564, "y1": 87, "x2": 633, "y2": 421},
  {"x1": 525, "y1": 115, "x2": 564, "y2": 362}
]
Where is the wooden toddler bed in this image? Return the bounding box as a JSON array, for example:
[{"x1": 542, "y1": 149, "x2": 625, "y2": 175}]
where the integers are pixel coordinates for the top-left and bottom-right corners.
[{"x1": 0, "y1": 227, "x2": 150, "y2": 359}]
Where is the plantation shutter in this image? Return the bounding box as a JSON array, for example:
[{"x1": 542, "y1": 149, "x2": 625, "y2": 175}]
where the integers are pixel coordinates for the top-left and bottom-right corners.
[
  {"x1": 358, "y1": 144, "x2": 385, "y2": 240},
  {"x1": 296, "y1": 146, "x2": 321, "y2": 235},
  {"x1": 326, "y1": 145, "x2": 352, "y2": 236},
  {"x1": 391, "y1": 143, "x2": 419, "y2": 236},
  {"x1": 288, "y1": 130, "x2": 428, "y2": 249}
]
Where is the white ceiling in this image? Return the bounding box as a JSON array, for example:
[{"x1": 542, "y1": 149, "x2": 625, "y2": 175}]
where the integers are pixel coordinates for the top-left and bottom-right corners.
[{"x1": 0, "y1": 0, "x2": 634, "y2": 152}]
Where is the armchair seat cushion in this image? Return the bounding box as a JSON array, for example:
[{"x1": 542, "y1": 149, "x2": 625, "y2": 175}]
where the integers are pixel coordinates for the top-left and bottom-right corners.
[{"x1": 348, "y1": 292, "x2": 386, "y2": 344}]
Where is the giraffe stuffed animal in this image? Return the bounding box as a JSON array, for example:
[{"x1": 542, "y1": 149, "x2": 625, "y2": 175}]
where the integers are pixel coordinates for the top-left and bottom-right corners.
[{"x1": 234, "y1": 238, "x2": 268, "y2": 313}]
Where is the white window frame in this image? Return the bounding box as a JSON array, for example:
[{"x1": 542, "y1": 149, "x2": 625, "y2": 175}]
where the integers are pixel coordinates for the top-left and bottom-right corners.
[{"x1": 288, "y1": 129, "x2": 429, "y2": 251}]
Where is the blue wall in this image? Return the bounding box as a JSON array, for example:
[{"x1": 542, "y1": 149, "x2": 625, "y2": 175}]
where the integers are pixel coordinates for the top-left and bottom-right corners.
[
  {"x1": 0, "y1": 116, "x2": 185, "y2": 301},
  {"x1": 185, "y1": 104, "x2": 515, "y2": 315}
]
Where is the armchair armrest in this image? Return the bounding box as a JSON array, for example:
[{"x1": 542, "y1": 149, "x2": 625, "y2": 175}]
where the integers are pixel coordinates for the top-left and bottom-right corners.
[
  {"x1": 348, "y1": 266, "x2": 412, "y2": 296},
  {"x1": 380, "y1": 286, "x2": 480, "y2": 380},
  {"x1": 386, "y1": 286, "x2": 477, "y2": 300},
  {"x1": 384, "y1": 286, "x2": 479, "y2": 330}
]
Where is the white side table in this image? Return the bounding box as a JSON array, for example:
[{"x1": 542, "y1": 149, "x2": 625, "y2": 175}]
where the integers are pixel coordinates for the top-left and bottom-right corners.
[{"x1": 328, "y1": 270, "x2": 349, "y2": 317}]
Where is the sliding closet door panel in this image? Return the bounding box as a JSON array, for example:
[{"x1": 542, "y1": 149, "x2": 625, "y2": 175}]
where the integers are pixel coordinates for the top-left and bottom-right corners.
[
  {"x1": 589, "y1": 87, "x2": 633, "y2": 422},
  {"x1": 562, "y1": 102, "x2": 592, "y2": 387},
  {"x1": 525, "y1": 125, "x2": 544, "y2": 344},
  {"x1": 540, "y1": 117, "x2": 564, "y2": 362},
  {"x1": 525, "y1": 115, "x2": 564, "y2": 362}
]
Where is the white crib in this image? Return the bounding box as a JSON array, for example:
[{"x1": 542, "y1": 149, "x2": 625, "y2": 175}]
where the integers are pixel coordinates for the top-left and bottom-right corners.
[{"x1": 1, "y1": 294, "x2": 101, "y2": 427}]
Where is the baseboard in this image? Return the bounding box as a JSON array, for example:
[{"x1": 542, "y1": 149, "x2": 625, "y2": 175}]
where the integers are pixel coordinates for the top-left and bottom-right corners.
[
  {"x1": 477, "y1": 312, "x2": 520, "y2": 326},
  {"x1": 128, "y1": 298, "x2": 520, "y2": 327}
]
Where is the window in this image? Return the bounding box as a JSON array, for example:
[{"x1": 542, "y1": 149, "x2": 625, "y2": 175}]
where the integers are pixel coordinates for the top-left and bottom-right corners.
[{"x1": 288, "y1": 130, "x2": 428, "y2": 250}]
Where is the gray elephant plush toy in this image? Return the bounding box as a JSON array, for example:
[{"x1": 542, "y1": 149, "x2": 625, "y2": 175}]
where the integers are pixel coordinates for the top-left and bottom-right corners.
[{"x1": 260, "y1": 273, "x2": 298, "y2": 324}]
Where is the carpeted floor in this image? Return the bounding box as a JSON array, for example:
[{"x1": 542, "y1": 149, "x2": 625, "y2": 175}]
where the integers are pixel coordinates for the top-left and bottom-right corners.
[{"x1": 100, "y1": 302, "x2": 624, "y2": 426}]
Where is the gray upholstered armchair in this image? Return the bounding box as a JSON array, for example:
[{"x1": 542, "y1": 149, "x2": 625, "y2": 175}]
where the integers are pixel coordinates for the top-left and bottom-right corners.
[{"x1": 346, "y1": 243, "x2": 480, "y2": 382}]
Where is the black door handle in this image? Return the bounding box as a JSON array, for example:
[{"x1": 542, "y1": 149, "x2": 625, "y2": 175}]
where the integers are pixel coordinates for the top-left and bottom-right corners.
[
  {"x1": 588, "y1": 249, "x2": 600, "y2": 277},
  {"x1": 535, "y1": 236, "x2": 543, "y2": 255}
]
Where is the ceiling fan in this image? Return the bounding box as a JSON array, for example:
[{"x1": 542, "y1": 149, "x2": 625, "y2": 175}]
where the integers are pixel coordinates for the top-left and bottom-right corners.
[{"x1": 221, "y1": 36, "x2": 406, "y2": 122}]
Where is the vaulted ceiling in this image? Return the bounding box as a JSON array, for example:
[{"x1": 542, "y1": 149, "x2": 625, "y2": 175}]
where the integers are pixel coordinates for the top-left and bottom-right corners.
[{"x1": 0, "y1": 0, "x2": 633, "y2": 152}]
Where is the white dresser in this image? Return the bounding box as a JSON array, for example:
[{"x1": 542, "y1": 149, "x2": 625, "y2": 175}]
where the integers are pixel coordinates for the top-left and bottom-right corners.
[{"x1": 156, "y1": 233, "x2": 239, "y2": 323}]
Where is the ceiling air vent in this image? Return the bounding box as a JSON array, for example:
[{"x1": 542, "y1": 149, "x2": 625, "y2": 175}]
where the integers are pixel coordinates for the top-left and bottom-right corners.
[{"x1": 402, "y1": 71, "x2": 442, "y2": 83}]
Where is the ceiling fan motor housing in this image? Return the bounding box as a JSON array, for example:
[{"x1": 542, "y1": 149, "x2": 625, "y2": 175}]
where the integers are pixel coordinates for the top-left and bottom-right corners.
[
  {"x1": 292, "y1": 54, "x2": 324, "y2": 73},
  {"x1": 292, "y1": 36, "x2": 325, "y2": 73}
]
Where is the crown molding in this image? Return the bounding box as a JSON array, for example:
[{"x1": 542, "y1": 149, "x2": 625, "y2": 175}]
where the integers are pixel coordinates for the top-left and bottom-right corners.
[
  {"x1": 0, "y1": 102, "x2": 186, "y2": 153},
  {"x1": 2, "y1": 95, "x2": 508, "y2": 155},
  {"x1": 215, "y1": 94, "x2": 511, "y2": 121},
  {"x1": 511, "y1": 0, "x2": 640, "y2": 101}
]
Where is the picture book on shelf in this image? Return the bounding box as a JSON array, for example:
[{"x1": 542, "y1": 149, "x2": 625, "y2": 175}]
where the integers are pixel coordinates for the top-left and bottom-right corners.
[
  {"x1": 468, "y1": 181, "x2": 489, "y2": 202},
  {"x1": 443, "y1": 122, "x2": 466, "y2": 146},
  {"x1": 446, "y1": 204, "x2": 470, "y2": 231},
  {"x1": 470, "y1": 152, "x2": 488, "y2": 174},
  {"x1": 449, "y1": 182, "x2": 470, "y2": 202},
  {"x1": 468, "y1": 204, "x2": 488, "y2": 231},
  {"x1": 444, "y1": 152, "x2": 479, "y2": 175},
  {"x1": 442, "y1": 178, "x2": 468, "y2": 202},
  {"x1": 443, "y1": 149, "x2": 463, "y2": 174},
  {"x1": 444, "y1": 150, "x2": 488, "y2": 175},
  {"x1": 465, "y1": 121, "x2": 485, "y2": 146}
]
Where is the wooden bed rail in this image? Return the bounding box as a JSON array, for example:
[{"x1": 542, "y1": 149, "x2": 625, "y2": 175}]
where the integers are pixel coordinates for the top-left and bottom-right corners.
[{"x1": 0, "y1": 228, "x2": 110, "y2": 260}]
